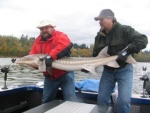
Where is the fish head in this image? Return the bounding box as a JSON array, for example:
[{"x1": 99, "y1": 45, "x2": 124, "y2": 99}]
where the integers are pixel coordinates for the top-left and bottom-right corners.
[
  {"x1": 15, "y1": 54, "x2": 45, "y2": 65},
  {"x1": 15, "y1": 54, "x2": 47, "y2": 72},
  {"x1": 15, "y1": 56, "x2": 37, "y2": 65}
]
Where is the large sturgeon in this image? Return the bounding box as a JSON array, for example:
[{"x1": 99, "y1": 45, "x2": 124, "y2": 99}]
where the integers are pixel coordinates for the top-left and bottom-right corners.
[{"x1": 15, "y1": 47, "x2": 136, "y2": 74}]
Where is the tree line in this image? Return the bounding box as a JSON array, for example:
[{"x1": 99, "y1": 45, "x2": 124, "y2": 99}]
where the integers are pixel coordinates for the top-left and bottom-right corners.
[
  {"x1": 0, "y1": 35, "x2": 150, "y2": 62},
  {"x1": 0, "y1": 35, "x2": 35, "y2": 56}
]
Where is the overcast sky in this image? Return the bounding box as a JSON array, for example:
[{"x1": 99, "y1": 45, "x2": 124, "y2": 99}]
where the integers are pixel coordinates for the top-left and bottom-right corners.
[{"x1": 0, "y1": 0, "x2": 150, "y2": 50}]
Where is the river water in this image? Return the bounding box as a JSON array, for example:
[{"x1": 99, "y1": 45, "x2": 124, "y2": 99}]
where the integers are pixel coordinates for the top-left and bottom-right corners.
[{"x1": 0, "y1": 58, "x2": 150, "y2": 94}]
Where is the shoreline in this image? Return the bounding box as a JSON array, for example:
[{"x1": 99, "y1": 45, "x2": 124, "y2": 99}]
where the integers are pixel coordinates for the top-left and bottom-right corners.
[{"x1": 0, "y1": 56, "x2": 20, "y2": 58}]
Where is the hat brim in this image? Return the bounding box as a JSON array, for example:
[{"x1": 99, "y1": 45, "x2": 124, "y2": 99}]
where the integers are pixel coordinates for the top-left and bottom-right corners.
[
  {"x1": 94, "y1": 16, "x2": 100, "y2": 21},
  {"x1": 37, "y1": 25, "x2": 56, "y2": 29}
]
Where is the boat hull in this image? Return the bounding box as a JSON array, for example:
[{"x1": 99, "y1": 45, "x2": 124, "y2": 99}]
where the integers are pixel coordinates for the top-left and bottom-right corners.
[{"x1": 0, "y1": 86, "x2": 150, "y2": 113}]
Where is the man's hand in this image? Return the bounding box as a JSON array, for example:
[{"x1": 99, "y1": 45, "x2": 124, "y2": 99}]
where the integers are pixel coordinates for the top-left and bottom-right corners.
[
  {"x1": 45, "y1": 55, "x2": 53, "y2": 68},
  {"x1": 116, "y1": 47, "x2": 131, "y2": 67}
]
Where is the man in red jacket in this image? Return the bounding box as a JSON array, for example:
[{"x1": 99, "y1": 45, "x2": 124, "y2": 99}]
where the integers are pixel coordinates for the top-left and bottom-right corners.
[{"x1": 30, "y1": 20, "x2": 77, "y2": 103}]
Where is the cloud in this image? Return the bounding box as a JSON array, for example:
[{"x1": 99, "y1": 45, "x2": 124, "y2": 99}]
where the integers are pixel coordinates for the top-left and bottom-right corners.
[{"x1": 0, "y1": 0, "x2": 150, "y2": 50}]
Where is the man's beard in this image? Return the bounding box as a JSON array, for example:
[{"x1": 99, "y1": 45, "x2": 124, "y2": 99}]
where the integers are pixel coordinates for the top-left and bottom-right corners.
[
  {"x1": 41, "y1": 33, "x2": 52, "y2": 41},
  {"x1": 100, "y1": 25, "x2": 104, "y2": 31}
]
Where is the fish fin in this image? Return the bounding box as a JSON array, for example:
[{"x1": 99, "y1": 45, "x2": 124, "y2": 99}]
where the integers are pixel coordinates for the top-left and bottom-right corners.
[
  {"x1": 97, "y1": 46, "x2": 137, "y2": 66},
  {"x1": 83, "y1": 65, "x2": 97, "y2": 74},
  {"x1": 97, "y1": 46, "x2": 109, "y2": 58},
  {"x1": 37, "y1": 55, "x2": 48, "y2": 60},
  {"x1": 106, "y1": 55, "x2": 137, "y2": 68},
  {"x1": 97, "y1": 46, "x2": 119, "y2": 67},
  {"x1": 126, "y1": 55, "x2": 137, "y2": 64},
  {"x1": 106, "y1": 61, "x2": 120, "y2": 68},
  {"x1": 37, "y1": 59, "x2": 46, "y2": 72}
]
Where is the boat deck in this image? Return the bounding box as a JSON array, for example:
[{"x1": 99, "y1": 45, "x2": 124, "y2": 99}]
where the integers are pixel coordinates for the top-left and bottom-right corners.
[{"x1": 23, "y1": 100, "x2": 100, "y2": 113}]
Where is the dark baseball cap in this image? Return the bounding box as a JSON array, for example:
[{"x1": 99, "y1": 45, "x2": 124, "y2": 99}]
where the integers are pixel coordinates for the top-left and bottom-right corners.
[{"x1": 94, "y1": 9, "x2": 114, "y2": 21}]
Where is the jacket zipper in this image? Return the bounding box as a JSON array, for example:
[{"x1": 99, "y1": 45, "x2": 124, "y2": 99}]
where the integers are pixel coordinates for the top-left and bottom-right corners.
[{"x1": 40, "y1": 45, "x2": 42, "y2": 53}]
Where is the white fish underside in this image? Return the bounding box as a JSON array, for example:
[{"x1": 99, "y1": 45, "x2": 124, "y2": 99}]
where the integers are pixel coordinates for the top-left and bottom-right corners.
[{"x1": 15, "y1": 47, "x2": 136, "y2": 74}]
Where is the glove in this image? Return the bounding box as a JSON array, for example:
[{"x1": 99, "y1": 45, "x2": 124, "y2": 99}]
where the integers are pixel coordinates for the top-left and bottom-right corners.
[
  {"x1": 45, "y1": 55, "x2": 53, "y2": 67},
  {"x1": 116, "y1": 47, "x2": 131, "y2": 67}
]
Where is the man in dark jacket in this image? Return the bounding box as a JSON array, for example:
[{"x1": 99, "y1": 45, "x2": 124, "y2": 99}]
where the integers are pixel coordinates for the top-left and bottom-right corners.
[
  {"x1": 93, "y1": 9, "x2": 148, "y2": 113},
  {"x1": 30, "y1": 20, "x2": 77, "y2": 103}
]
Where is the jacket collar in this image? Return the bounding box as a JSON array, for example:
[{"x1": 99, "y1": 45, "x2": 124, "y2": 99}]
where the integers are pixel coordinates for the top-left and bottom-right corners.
[{"x1": 109, "y1": 22, "x2": 120, "y2": 33}]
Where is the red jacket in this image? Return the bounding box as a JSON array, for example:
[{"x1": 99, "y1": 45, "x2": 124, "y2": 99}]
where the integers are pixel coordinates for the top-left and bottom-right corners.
[{"x1": 29, "y1": 30, "x2": 71, "y2": 79}]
